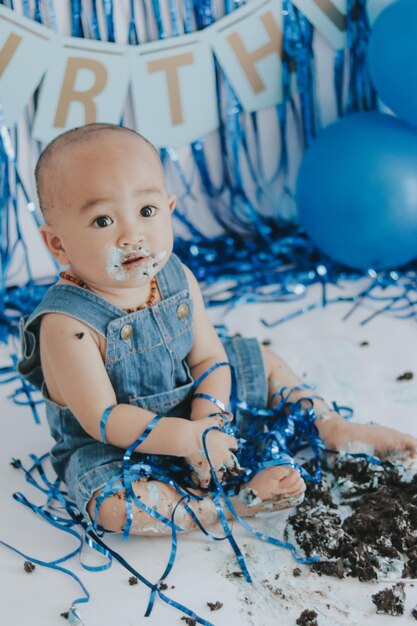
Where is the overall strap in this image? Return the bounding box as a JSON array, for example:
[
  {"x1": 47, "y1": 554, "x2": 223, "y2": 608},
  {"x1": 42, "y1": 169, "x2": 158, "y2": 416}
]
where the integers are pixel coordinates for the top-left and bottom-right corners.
[{"x1": 24, "y1": 284, "x2": 125, "y2": 337}]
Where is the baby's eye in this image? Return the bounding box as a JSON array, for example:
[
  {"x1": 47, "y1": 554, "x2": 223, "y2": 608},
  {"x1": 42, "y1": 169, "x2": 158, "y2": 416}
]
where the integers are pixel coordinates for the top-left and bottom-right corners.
[
  {"x1": 140, "y1": 206, "x2": 156, "y2": 218},
  {"x1": 93, "y1": 215, "x2": 113, "y2": 228}
]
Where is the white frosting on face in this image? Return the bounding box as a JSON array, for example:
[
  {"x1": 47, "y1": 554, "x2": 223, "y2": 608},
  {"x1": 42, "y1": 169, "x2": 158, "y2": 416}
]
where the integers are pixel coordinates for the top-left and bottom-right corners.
[{"x1": 106, "y1": 246, "x2": 167, "y2": 281}]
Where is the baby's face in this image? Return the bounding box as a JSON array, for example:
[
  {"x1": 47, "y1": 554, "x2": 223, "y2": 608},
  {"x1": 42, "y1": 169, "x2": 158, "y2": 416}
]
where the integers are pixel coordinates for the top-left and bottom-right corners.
[{"x1": 40, "y1": 132, "x2": 175, "y2": 290}]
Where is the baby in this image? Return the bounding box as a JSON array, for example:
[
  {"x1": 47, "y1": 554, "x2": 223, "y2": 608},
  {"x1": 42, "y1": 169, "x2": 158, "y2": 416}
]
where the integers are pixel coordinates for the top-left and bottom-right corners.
[{"x1": 18, "y1": 123, "x2": 417, "y2": 536}]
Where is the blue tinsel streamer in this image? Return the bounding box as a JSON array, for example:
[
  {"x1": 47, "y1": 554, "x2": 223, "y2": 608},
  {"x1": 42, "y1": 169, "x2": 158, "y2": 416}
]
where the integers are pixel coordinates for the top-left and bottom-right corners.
[{"x1": 334, "y1": 0, "x2": 378, "y2": 115}]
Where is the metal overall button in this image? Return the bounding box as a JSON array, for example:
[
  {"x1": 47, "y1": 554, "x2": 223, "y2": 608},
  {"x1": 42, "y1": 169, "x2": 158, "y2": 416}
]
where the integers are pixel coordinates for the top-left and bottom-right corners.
[
  {"x1": 176, "y1": 303, "x2": 189, "y2": 319},
  {"x1": 120, "y1": 324, "x2": 133, "y2": 340}
]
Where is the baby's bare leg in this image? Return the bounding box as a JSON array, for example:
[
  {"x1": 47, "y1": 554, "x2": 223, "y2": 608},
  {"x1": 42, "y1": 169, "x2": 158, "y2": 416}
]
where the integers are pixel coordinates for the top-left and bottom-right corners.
[
  {"x1": 261, "y1": 345, "x2": 417, "y2": 456},
  {"x1": 88, "y1": 480, "x2": 218, "y2": 535},
  {"x1": 88, "y1": 473, "x2": 305, "y2": 536}
]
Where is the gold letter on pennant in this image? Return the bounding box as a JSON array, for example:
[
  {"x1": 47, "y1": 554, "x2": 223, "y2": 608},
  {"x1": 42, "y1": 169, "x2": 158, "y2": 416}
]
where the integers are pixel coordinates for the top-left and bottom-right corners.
[
  {"x1": 147, "y1": 52, "x2": 194, "y2": 125},
  {"x1": 0, "y1": 32, "x2": 22, "y2": 77},
  {"x1": 54, "y1": 57, "x2": 108, "y2": 128},
  {"x1": 227, "y1": 12, "x2": 282, "y2": 93}
]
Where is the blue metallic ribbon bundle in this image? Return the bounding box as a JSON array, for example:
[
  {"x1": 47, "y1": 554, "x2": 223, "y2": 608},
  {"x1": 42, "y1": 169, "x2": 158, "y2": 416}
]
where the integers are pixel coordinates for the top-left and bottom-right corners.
[
  {"x1": 2, "y1": 357, "x2": 389, "y2": 624},
  {"x1": 6, "y1": 374, "x2": 329, "y2": 625}
]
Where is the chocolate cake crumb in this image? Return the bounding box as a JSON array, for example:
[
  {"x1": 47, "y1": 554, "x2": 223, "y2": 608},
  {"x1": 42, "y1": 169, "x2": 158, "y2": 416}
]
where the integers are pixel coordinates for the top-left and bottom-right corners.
[
  {"x1": 296, "y1": 609, "x2": 318, "y2": 625},
  {"x1": 60, "y1": 612, "x2": 69, "y2": 619},
  {"x1": 359, "y1": 341, "x2": 369, "y2": 347},
  {"x1": 412, "y1": 606, "x2": 417, "y2": 620},
  {"x1": 23, "y1": 561, "x2": 35, "y2": 573},
  {"x1": 181, "y1": 617, "x2": 196, "y2": 625},
  {"x1": 207, "y1": 601, "x2": 223, "y2": 611},
  {"x1": 159, "y1": 582, "x2": 168, "y2": 590},
  {"x1": 372, "y1": 582, "x2": 406, "y2": 615},
  {"x1": 128, "y1": 576, "x2": 138, "y2": 585},
  {"x1": 286, "y1": 456, "x2": 417, "y2": 583},
  {"x1": 311, "y1": 560, "x2": 344, "y2": 579},
  {"x1": 75, "y1": 332, "x2": 84, "y2": 339},
  {"x1": 396, "y1": 371, "x2": 413, "y2": 381},
  {"x1": 293, "y1": 567, "x2": 302, "y2": 577},
  {"x1": 227, "y1": 571, "x2": 243, "y2": 578},
  {"x1": 261, "y1": 339, "x2": 271, "y2": 346}
]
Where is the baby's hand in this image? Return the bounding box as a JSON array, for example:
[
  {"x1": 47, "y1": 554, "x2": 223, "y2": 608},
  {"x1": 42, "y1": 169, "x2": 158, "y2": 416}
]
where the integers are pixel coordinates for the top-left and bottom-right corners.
[{"x1": 186, "y1": 414, "x2": 241, "y2": 488}]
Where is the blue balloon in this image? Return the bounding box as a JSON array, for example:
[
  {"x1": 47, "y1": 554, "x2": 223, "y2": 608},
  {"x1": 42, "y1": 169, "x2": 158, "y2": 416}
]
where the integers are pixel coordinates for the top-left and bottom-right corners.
[
  {"x1": 296, "y1": 112, "x2": 417, "y2": 270},
  {"x1": 368, "y1": 0, "x2": 417, "y2": 128}
]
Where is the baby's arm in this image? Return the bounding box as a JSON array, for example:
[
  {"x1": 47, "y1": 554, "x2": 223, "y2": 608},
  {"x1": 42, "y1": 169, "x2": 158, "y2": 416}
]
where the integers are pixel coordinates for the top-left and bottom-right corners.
[
  {"x1": 39, "y1": 313, "x2": 235, "y2": 467},
  {"x1": 183, "y1": 265, "x2": 231, "y2": 420}
]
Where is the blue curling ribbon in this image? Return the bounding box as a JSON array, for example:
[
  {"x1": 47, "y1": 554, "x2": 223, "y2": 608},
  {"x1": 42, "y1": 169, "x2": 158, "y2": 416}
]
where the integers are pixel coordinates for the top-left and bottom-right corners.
[
  {"x1": 0, "y1": 356, "x2": 43, "y2": 424},
  {"x1": 121, "y1": 415, "x2": 185, "y2": 538},
  {"x1": 192, "y1": 360, "x2": 231, "y2": 412},
  {"x1": 8, "y1": 454, "x2": 215, "y2": 625},
  {"x1": 201, "y1": 425, "x2": 320, "y2": 566},
  {"x1": 0, "y1": 534, "x2": 90, "y2": 619},
  {"x1": 99, "y1": 405, "x2": 116, "y2": 443}
]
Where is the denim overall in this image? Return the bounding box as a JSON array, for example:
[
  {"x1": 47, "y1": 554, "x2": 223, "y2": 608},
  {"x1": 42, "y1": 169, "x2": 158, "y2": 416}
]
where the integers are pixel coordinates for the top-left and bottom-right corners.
[{"x1": 18, "y1": 254, "x2": 267, "y2": 519}]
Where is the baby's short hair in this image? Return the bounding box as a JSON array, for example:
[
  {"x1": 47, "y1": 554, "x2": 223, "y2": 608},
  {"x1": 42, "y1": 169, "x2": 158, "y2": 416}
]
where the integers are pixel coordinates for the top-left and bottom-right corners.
[{"x1": 35, "y1": 123, "x2": 160, "y2": 218}]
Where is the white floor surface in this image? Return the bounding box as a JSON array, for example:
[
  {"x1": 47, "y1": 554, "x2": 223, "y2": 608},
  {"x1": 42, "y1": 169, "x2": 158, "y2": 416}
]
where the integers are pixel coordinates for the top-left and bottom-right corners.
[{"x1": 1, "y1": 279, "x2": 417, "y2": 626}]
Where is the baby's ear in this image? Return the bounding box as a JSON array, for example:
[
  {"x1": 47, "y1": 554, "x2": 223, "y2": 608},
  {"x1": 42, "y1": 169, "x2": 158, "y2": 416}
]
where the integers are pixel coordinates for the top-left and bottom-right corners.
[
  {"x1": 39, "y1": 224, "x2": 69, "y2": 266},
  {"x1": 168, "y1": 195, "x2": 176, "y2": 214}
]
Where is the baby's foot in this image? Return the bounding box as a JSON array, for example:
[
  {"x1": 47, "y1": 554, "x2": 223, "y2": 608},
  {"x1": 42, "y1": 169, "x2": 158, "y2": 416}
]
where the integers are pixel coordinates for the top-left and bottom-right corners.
[
  {"x1": 233, "y1": 465, "x2": 306, "y2": 517},
  {"x1": 317, "y1": 417, "x2": 417, "y2": 458}
]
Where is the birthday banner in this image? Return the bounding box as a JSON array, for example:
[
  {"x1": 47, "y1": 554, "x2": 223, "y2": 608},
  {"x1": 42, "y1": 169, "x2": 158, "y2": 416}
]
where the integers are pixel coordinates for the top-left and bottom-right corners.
[{"x1": 0, "y1": 0, "x2": 347, "y2": 147}]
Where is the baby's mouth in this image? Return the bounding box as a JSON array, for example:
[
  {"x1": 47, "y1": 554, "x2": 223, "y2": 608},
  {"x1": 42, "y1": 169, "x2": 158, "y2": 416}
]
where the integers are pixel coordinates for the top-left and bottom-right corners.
[{"x1": 121, "y1": 252, "x2": 148, "y2": 269}]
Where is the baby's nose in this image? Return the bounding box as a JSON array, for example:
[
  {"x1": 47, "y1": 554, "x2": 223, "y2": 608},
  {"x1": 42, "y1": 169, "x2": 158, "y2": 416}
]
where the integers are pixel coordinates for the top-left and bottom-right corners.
[{"x1": 118, "y1": 226, "x2": 145, "y2": 248}]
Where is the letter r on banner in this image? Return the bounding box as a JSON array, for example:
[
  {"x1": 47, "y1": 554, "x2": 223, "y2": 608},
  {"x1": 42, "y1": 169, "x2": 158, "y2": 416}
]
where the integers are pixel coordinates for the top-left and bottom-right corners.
[
  {"x1": 54, "y1": 57, "x2": 108, "y2": 127},
  {"x1": 32, "y1": 38, "x2": 130, "y2": 144}
]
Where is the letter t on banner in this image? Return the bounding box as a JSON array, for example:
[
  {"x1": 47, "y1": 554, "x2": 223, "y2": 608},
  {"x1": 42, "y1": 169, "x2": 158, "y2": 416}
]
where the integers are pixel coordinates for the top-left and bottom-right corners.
[
  {"x1": 208, "y1": 0, "x2": 285, "y2": 112},
  {"x1": 0, "y1": 6, "x2": 57, "y2": 126},
  {"x1": 32, "y1": 38, "x2": 130, "y2": 144},
  {"x1": 129, "y1": 34, "x2": 218, "y2": 147}
]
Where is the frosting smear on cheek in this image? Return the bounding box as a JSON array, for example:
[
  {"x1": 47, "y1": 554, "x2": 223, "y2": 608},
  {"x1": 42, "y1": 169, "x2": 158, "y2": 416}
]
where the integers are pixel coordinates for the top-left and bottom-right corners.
[{"x1": 106, "y1": 247, "x2": 167, "y2": 281}]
